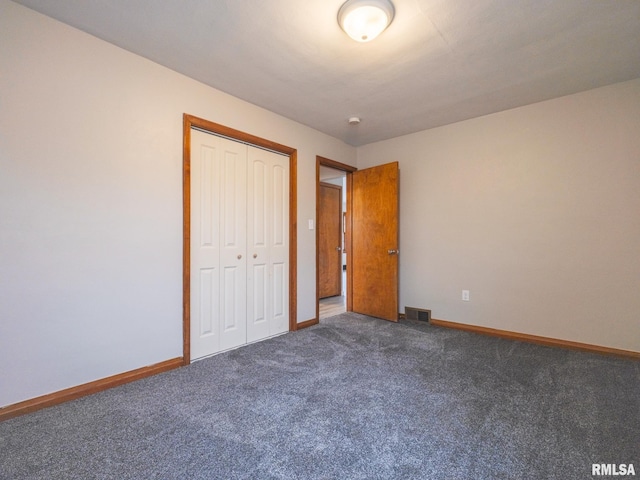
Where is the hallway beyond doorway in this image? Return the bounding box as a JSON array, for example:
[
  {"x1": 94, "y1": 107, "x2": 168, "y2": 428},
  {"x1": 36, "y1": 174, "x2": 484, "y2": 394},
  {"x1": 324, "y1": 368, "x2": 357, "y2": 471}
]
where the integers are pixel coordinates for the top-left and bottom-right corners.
[{"x1": 319, "y1": 295, "x2": 345, "y2": 319}]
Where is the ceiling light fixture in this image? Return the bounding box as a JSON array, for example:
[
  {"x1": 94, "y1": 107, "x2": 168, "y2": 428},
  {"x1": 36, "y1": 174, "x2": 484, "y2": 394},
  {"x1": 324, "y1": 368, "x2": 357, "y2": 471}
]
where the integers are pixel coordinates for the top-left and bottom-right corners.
[{"x1": 338, "y1": 0, "x2": 395, "y2": 42}]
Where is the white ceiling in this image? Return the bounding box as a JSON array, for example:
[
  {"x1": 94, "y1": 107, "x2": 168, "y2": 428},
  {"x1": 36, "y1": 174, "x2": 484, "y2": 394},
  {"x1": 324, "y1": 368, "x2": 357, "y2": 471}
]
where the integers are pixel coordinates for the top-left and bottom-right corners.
[{"x1": 13, "y1": 0, "x2": 640, "y2": 146}]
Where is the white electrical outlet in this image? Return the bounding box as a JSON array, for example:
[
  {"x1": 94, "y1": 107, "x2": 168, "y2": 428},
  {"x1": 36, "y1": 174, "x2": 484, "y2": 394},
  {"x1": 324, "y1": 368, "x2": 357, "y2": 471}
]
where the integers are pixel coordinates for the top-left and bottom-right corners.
[{"x1": 462, "y1": 290, "x2": 470, "y2": 301}]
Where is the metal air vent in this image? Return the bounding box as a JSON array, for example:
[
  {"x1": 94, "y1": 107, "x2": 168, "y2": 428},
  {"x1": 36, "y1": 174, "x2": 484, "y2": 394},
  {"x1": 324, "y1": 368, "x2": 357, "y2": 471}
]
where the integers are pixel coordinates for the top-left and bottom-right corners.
[{"x1": 405, "y1": 307, "x2": 431, "y2": 323}]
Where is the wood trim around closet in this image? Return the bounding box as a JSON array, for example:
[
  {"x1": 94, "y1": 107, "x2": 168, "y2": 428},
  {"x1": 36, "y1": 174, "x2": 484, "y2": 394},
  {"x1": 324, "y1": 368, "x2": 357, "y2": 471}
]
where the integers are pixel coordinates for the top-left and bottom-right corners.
[{"x1": 183, "y1": 114, "x2": 298, "y2": 364}]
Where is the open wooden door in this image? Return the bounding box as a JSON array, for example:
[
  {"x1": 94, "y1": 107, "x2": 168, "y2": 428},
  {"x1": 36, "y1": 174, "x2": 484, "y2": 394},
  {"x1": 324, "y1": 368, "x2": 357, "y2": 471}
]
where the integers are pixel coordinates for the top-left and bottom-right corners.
[
  {"x1": 318, "y1": 182, "x2": 342, "y2": 298},
  {"x1": 351, "y1": 162, "x2": 399, "y2": 322}
]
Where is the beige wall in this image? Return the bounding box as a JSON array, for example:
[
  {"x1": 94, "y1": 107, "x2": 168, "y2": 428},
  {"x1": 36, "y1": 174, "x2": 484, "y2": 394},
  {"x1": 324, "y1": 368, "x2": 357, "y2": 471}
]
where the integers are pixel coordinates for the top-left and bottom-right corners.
[
  {"x1": 0, "y1": 1, "x2": 356, "y2": 407},
  {"x1": 358, "y1": 78, "x2": 640, "y2": 352}
]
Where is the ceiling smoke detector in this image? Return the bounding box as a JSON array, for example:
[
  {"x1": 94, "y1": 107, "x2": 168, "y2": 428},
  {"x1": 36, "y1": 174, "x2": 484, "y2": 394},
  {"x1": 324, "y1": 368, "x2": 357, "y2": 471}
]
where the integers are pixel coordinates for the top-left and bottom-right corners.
[
  {"x1": 348, "y1": 116, "x2": 361, "y2": 125},
  {"x1": 338, "y1": 0, "x2": 395, "y2": 42}
]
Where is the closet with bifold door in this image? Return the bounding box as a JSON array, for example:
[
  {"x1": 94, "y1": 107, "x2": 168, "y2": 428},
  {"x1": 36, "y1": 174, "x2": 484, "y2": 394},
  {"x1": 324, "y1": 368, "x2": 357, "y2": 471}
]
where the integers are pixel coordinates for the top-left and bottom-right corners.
[{"x1": 190, "y1": 128, "x2": 289, "y2": 361}]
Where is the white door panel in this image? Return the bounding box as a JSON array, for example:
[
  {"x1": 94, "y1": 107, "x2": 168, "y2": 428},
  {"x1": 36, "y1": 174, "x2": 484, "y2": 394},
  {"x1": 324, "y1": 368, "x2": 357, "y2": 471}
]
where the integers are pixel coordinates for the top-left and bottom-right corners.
[
  {"x1": 247, "y1": 147, "x2": 289, "y2": 341},
  {"x1": 219, "y1": 143, "x2": 247, "y2": 351},
  {"x1": 191, "y1": 130, "x2": 247, "y2": 358},
  {"x1": 191, "y1": 129, "x2": 288, "y2": 359},
  {"x1": 271, "y1": 261, "x2": 288, "y2": 335},
  {"x1": 269, "y1": 159, "x2": 289, "y2": 336},
  {"x1": 191, "y1": 131, "x2": 221, "y2": 359},
  {"x1": 268, "y1": 150, "x2": 288, "y2": 337},
  {"x1": 247, "y1": 154, "x2": 269, "y2": 342}
]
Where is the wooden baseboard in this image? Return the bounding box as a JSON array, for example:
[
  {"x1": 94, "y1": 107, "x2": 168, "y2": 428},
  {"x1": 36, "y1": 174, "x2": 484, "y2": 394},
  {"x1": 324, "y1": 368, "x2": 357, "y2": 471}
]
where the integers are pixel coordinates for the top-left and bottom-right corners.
[
  {"x1": 296, "y1": 318, "x2": 319, "y2": 330},
  {"x1": 430, "y1": 319, "x2": 640, "y2": 360},
  {"x1": 0, "y1": 357, "x2": 183, "y2": 422}
]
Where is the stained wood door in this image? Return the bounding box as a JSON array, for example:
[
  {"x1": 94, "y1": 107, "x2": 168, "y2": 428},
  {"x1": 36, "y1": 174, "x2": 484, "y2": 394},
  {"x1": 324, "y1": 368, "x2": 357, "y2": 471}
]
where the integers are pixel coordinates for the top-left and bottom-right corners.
[
  {"x1": 351, "y1": 162, "x2": 399, "y2": 322},
  {"x1": 318, "y1": 183, "x2": 342, "y2": 298}
]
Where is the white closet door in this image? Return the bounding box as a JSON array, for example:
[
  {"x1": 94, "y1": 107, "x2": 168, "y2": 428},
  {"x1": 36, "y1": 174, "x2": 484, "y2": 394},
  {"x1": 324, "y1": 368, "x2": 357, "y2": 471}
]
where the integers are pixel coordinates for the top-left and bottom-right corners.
[
  {"x1": 218, "y1": 137, "x2": 248, "y2": 351},
  {"x1": 247, "y1": 146, "x2": 289, "y2": 342},
  {"x1": 191, "y1": 129, "x2": 247, "y2": 360},
  {"x1": 191, "y1": 128, "x2": 289, "y2": 361}
]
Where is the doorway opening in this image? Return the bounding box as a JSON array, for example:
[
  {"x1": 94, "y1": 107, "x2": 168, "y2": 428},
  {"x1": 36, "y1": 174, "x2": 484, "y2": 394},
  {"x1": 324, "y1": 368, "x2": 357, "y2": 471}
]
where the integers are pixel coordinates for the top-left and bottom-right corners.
[{"x1": 316, "y1": 156, "x2": 357, "y2": 321}]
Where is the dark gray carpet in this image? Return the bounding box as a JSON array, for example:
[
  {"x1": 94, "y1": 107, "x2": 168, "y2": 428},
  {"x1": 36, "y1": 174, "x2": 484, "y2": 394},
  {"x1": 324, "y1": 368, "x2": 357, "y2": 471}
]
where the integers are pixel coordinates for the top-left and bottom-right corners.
[{"x1": 1, "y1": 313, "x2": 638, "y2": 479}]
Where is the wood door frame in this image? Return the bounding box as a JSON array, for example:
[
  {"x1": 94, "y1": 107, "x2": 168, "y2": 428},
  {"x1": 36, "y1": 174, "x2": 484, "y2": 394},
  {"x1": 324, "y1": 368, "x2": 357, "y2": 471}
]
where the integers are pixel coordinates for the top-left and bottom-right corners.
[
  {"x1": 183, "y1": 114, "x2": 298, "y2": 365},
  {"x1": 316, "y1": 156, "x2": 357, "y2": 323}
]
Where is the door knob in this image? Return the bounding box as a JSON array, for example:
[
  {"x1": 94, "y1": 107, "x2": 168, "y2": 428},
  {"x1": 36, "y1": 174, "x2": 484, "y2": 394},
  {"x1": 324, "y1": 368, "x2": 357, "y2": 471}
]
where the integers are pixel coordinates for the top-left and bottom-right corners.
[
  {"x1": 237, "y1": 254, "x2": 242, "y2": 259},
  {"x1": 336, "y1": 247, "x2": 342, "y2": 251},
  {"x1": 253, "y1": 254, "x2": 257, "y2": 258},
  {"x1": 388, "y1": 249, "x2": 399, "y2": 255}
]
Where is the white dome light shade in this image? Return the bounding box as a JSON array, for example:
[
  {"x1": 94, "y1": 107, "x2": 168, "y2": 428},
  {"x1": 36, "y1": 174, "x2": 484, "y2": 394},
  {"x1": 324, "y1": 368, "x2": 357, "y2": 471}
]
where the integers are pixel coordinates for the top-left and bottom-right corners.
[{"x1": 338, "y1": 0, "x2": 395, "y2": 42}]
